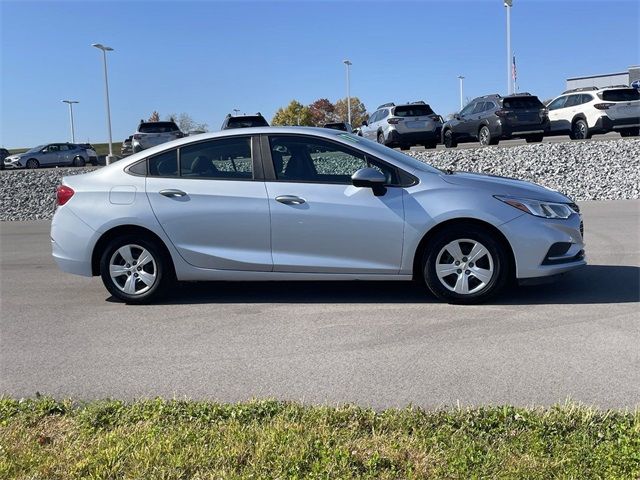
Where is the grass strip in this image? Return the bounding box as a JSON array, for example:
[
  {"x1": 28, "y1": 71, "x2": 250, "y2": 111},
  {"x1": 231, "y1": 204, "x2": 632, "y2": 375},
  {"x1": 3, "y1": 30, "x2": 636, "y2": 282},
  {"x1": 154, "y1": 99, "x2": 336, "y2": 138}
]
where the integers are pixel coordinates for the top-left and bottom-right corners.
[{"x1": 1, "y1": 397, "x2": 638, "y2": 479}]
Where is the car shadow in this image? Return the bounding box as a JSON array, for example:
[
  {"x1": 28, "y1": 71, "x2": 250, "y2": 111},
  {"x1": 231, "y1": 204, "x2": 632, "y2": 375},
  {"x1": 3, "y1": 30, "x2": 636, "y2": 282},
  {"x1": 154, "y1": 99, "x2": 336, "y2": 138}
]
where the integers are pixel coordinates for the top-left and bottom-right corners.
[{"x1": 134, "y1": 264, "x2": 639, "y2": 306}]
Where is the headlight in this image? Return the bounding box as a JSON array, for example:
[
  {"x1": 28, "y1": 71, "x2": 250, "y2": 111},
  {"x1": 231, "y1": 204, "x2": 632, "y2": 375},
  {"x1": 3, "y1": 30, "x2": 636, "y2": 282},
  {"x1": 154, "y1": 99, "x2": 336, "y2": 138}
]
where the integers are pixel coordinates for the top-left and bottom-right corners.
[{"x1": 495, "y1": 195, "x2": 577, "y2": 219}]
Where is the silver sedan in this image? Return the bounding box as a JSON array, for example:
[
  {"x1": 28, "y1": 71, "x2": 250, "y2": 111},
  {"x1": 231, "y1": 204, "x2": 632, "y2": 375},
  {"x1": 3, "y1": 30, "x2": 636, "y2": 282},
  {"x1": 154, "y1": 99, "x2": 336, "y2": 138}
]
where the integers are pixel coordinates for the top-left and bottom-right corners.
[{"x1": 50, "y1": 127, "x2": 585, "y2": 304}]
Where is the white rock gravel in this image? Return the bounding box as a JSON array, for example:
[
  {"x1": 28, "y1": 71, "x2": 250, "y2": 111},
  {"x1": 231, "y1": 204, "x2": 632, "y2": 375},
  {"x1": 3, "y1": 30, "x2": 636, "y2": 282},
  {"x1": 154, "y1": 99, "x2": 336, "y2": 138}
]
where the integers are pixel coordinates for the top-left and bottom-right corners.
[{"x1": 1, "y1": 138, "x2": 638, "y2": 221}]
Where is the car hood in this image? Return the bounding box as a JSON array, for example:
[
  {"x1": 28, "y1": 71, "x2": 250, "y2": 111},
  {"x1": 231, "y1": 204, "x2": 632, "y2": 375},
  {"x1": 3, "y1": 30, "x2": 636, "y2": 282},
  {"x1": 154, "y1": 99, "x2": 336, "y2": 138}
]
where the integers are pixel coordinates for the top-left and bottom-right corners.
[{"x1": 440, "y1": 171, "x2": 571, "y2": 202}]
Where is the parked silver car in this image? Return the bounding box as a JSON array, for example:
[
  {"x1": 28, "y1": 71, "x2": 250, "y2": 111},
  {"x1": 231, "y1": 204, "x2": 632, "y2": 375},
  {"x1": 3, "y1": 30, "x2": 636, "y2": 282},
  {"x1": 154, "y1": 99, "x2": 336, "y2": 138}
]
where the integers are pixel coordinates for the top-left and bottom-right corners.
[
  {"x1": 132, "y1": 121, "x2": 183, "y2": 153},
  {"x1": 4, "y1": 143, "x2": 90, "y2": 169},
  {"x1": 360, "y1": 101, "x2": 443, "y2": 149},
  {"x1": 51, "y1": 127, "x2": 585, "y2": 304}
]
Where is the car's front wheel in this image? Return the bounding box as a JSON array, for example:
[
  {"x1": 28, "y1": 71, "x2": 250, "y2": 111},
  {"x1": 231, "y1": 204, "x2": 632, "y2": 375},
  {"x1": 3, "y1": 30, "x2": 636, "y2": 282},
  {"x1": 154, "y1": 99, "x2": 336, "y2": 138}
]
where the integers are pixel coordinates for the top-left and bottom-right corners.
[
  {"x1": 26, "y1": 159, "x2": 39, "y2": 169},
  {"x1": 423, "y1": 225, "x2": 509, "y2": 304},
  {"x1": 99, "y1": 235, "x2": 173, "y2": 304}
]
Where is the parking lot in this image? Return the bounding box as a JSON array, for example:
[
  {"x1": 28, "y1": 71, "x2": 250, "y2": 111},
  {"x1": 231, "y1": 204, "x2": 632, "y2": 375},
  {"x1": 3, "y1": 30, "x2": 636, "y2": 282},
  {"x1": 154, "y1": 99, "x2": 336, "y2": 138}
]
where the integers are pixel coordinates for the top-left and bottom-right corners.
[{"x1": 0, "y1": 200, "x2": 638, "y2": 408}]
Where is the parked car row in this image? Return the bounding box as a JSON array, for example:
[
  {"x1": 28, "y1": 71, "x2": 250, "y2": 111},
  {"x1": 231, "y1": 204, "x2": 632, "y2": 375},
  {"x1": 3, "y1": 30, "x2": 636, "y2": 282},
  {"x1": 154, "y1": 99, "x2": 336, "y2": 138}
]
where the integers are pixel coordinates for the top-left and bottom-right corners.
[{"x1": 3, "y1": 143, "x2": 97, "y2": 169}]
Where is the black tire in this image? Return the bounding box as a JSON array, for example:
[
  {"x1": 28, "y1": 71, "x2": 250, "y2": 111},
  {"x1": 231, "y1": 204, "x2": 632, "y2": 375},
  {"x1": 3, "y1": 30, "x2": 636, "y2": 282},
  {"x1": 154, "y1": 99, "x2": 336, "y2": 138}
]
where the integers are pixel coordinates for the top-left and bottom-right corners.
[
  {"x1": 620, "y1": 128, "x2": 639, "y2": 137},
  {"x1": 424, "y1": 142, "x2": 437, "y2": 149},
  {"x1": 479, "y1": 125, "x2": 498, "y2": 146},
  {"x1": 26, "y1": 158, "x2": 39, "y2": 169},
  {"x1": 571, "y1": 119, "x2": 590, "y2": 140},
  {"x1": 422, "y1": 224, "x2": 510, "y2": 304},
  {"x1": 377, "y1": 132, "x2": 385, "y2": 145},
  {"x1": 400, "y1": 145, "x2": 411, "y2": 151},
  {"x1": 72, "y1": 156, "x2": 86, "y2": 167},
  {"x1": 443, "y1": 129, "x2": 457, "y2": 148},
  {"x1": 99, "y1": 234, "x2": 174, "y2": 304},
  {"x1": 525, "y1": 135, "x2": 543, "y2": 143}
]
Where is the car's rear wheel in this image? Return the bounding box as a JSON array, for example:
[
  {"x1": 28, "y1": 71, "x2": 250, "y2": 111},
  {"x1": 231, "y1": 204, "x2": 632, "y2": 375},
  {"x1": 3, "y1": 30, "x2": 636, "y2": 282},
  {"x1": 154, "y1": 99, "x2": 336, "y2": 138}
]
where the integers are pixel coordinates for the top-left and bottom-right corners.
[
  {"x1": 620, "y1": 128, "x2": 639, "y2": 137},
  {"x1": 99, "y1": 235, "x2": 173, "y2": 304},
  {"x1": 377, "y1": 132, "x2": 385, "y2": 144},
  {"x1": 479, "y1": 126, "x2": 498, "y2": 146},
  {"x1": 72, "y1": 156, "x2": 86, "y2": 167},
  {"x1": 571, "y1": 119, "x2": 590, "y2": 140},
  {"x1": 525, "y1": 135, "x2": 543, "y2": 143},
  {"x1": 423, "y1": 225, "x2": 509, "y2": 304},
  {"x1": 443, "y1": 129, "x2": 457, "y2": 148},
  {"x1": 26, "y1": 159, "x2": 39, "y2": 169}
]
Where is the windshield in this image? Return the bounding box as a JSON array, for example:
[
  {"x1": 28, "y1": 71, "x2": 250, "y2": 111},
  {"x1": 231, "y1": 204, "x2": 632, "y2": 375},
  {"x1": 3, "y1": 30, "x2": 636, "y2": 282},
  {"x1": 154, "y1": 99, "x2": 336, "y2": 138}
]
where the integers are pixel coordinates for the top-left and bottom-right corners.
[
  {"x1": 26, "y1": 145, "x2": 45, "y2": 153},
  {"x1": 335, "y1": 133, "x2": 441, "y2": 174}
]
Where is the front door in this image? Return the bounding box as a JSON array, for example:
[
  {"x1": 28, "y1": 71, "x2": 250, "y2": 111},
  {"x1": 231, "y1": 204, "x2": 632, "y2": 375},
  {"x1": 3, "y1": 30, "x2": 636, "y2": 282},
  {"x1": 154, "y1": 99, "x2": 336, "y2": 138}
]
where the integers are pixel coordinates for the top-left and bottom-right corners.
[
  {"x1": 146, "y1": 136, "x2": 272, "y2": 271},
  {"x1": 264, "y1": 134, "x2": 405, "y2": 274}
]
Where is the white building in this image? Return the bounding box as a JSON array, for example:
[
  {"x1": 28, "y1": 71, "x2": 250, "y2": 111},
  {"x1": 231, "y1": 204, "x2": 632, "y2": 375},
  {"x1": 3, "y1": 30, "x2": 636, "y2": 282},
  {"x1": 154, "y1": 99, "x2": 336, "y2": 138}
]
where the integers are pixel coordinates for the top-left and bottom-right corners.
[{"x1": 566, "y1": 66, "x2": 639, "y2": 90}]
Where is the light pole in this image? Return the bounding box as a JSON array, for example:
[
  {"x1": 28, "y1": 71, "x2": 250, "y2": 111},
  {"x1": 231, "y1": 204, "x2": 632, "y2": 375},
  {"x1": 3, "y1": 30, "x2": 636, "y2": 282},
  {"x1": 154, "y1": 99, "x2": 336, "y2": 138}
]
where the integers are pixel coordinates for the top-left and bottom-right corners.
[
  {"x1": 61, "y1": 100, "x2": 79, "y2": 143},
  {"x1": 457, "y1": 76, "x2": 465, "y2": 110},
  {"x1": 343, "y1": 59, "x2": 352, "y2": 125},
  {"x1": 91, "y1": 43, "x2": 115, "y2": 164},
  {"x1": 504, "y1": 0, "x2": 513, "y2": 95}
]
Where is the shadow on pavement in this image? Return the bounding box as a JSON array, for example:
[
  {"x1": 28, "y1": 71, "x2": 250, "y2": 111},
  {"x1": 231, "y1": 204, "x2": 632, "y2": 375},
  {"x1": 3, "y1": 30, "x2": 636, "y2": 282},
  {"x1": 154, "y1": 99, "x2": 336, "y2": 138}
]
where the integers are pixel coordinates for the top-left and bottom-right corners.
[{"x1": 140, "y1": 264, "x2": 639, "y2": 306}]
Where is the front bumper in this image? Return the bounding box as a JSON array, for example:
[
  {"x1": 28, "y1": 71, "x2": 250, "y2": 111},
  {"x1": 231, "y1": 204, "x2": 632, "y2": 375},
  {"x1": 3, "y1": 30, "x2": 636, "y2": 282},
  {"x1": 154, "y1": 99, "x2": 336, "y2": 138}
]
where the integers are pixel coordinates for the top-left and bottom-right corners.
[
  {"x1": 500, "y1": 212, "x2": 586, "y2": 279},
  {"x1": 4, "y1": 158, "x2": 23, "y2": 168}
]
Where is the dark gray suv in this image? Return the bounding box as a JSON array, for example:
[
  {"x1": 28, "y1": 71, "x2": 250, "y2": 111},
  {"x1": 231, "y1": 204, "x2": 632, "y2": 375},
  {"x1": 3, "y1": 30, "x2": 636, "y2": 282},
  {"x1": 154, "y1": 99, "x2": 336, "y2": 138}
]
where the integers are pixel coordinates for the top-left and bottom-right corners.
[{"x1": 442, "y1": 93, "x2": 550, "y2": 147}]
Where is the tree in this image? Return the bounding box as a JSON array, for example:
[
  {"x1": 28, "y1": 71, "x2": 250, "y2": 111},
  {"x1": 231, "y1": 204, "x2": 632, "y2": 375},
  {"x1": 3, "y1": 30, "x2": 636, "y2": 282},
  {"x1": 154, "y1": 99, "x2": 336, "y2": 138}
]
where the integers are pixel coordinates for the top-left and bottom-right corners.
[
  {"x1": 165, "y1": 113, "x2": 209, "y2": 133},
  {"x1": 308, "y1": 98, "x2": 337, "y2": 126},
  {"x1": 334, "y1": 97, "x2": 368, "y2": 127},
  {"x1": 271, "y1": 100, "x2": 313, "y2": 126},
  {"x1": 148, "y1": 111, "x2": 160, "y2": 122}
]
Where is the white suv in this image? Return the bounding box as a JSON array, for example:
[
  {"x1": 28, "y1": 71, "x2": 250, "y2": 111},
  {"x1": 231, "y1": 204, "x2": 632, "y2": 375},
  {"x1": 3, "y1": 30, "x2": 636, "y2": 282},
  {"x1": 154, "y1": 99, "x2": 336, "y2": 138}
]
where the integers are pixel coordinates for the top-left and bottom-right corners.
[
  {"x1": 546, "y1": 86, "x2": 639, "y2": 139},
  {"x1": 132, "y1": 121, "x2": 183, "y2": 153}
]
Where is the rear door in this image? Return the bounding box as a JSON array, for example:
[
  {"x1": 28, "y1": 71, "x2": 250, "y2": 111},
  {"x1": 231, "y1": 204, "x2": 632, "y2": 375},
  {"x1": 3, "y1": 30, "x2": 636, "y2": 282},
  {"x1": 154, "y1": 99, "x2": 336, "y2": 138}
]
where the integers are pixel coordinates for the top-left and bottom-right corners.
[
  {"x1": 599, "y1": 88, "x2": 640, "y2": 122},
  {"x1": 263, "y1": 134, "x2": 405, "y2": 274},
  {"x1": 145, "y1": 135, "x2": 272, "y2": 271}
]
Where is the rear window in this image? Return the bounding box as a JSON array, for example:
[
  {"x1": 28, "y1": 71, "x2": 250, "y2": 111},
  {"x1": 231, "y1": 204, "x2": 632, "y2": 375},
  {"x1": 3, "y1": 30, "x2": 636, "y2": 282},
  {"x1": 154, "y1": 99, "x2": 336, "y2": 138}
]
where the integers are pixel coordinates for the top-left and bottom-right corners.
[
  {"x1": 502, "y1": 97, "x2": 544, "y2": 109},
  {"x1": 138, "y1": 122, "x2": 180, "y2": 133},
  {"x1": 393, "y1": 105, "x2": 435, "y2": 117},
  {"x1": 226, "y1": 116, "x2": 269, "y2": 128},
  {"x1": 324, "y1": 123, "x2": 348, "y2": 131},
  {"x1": 600, "y1": 89, "x2": 640, "y2": 102}
]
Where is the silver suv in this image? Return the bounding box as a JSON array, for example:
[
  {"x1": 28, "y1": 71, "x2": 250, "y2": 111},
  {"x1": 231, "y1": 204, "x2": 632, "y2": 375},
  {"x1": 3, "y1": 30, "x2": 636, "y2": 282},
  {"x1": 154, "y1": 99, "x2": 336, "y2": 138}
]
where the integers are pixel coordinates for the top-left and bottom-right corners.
[
  {"x1": 132, "y1": 121, "x2": 183, "y2": 153},
  {"x1": 360, "y1": 101, "x2": 443, "y2": 149}
]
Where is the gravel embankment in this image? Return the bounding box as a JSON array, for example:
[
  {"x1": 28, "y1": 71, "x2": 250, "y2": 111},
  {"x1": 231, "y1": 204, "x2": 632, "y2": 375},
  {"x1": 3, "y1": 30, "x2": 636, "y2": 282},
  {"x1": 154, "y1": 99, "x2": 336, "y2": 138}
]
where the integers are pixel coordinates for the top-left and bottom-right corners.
[{"x1": 1, "y1": 139, "x2": 638, "y2": 221}]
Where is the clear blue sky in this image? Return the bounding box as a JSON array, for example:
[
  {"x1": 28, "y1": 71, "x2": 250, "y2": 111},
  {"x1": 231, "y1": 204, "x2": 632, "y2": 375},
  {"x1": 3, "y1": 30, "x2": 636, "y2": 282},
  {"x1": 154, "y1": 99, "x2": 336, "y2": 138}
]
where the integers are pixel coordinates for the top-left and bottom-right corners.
[{"x1": 1, "y1": 0, "x2": 638, "y2": 148}]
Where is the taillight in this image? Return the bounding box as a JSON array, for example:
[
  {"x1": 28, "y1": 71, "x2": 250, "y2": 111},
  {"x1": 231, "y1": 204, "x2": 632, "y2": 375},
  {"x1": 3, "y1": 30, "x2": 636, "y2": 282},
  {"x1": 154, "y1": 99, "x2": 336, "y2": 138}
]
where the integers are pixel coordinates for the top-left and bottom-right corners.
[
  {"x1": 540, "y1": 108, "x2": 549, "y2": 118},
  {"x1": 495, "y1": 109, "x2": 509, "y2": 117},
  {"x1": 387, "y1": 118, "x2": 403, "y2": 124},
  {"x1": 133, "y1": 134, "x2": 142, "y2": 139},
  {"x1": 594, "y1": 103, "x2": 615, "y2": 110},
  {"x1": 56, "y1": 185, "x2": 74, "y2": 206}
]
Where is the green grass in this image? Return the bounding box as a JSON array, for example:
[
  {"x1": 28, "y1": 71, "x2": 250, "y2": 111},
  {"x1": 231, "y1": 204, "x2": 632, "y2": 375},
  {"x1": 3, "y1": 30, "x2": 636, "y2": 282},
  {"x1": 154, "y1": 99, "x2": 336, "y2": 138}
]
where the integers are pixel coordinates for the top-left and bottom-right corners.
[
  {"x1": 8, "y1": 142, "x2": 122, "y2": 157},
  {"x1": 1, "y1": 398, "x2": 638, "y2": 479}
]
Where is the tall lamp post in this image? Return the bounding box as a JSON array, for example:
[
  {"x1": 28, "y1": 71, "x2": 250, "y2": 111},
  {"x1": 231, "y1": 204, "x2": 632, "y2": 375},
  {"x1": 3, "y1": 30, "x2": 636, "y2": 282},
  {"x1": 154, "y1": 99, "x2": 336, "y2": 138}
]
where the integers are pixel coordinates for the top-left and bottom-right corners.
[
  {"x1": 91, "y1": 43, "x2": 115, "y2": 164},
  {"x1": 457, "y1": 76, "x2": 465, "y2": 110},
  {"x1": 61, "y1": 100, "x2": 79, "y2": 143},
  {"x1": 343, "y1": 59, "x2": 352, "y2": 125},
  {"x1": 504, "y1": 0, "x2": 513, "y2": 95}
]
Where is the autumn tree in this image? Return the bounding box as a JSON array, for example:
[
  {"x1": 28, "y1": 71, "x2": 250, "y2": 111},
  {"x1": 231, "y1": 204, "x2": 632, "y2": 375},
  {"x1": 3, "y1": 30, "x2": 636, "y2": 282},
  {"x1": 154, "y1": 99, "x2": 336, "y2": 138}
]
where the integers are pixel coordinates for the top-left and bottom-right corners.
[
  {"x1": 271, "y1": 100, "x2": 313, "y2": 126},
  {"x1": 308, "y1": 98, "x2": 337, "y2": 126},
  {"x1": 334, "y1": 97, "x2": 368, "y2": 127},
  {"x1": 148, "y1": 111, "x2": 160, "y2": 122}
]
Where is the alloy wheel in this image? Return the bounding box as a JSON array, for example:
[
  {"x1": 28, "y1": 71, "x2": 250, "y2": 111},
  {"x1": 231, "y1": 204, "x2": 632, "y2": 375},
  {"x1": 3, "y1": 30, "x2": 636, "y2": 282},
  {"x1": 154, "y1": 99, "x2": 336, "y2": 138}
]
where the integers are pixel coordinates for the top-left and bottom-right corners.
[
  {"x1": 479, "y1": 127, "x2": 490, "y2": 146},
  {"x1": 109, "y1": 244, "x2": 157, "y2": 295},
  {"x1": 435, "y1": 238, "x2": 494, "y2": 295}
]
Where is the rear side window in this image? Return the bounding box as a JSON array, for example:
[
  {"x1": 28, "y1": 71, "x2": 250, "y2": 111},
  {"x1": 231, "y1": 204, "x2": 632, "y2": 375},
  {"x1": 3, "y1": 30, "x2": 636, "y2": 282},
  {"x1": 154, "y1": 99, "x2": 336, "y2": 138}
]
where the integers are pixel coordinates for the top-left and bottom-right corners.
[
  {"x1": 226, "y1": 116, "x2": 268, "y2": 128},
  {"x1": 139, "y1": 122, "x2": 180, "y2": 133},
  {"x1": 502, "y1": 97, "x2": 544, "y2": 109},
  {"x1": 600, "y1": 89, "x2": 640, "y2": 102},
  {"x1": 148, "y1": 149, "x2": 178, "y2": 176},
  {"x1": 393, "y1": 105, "x2": 435, "y2": 117},
  {"x1": 180, "y1": 137, "x2": 252, "y2": 179}
]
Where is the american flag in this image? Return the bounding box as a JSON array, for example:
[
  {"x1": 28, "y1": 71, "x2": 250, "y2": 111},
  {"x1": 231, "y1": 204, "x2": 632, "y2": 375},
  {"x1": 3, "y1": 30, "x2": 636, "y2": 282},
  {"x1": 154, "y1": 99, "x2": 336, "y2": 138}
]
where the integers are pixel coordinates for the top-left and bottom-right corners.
[{"x1": 512, "y1": 54, "x2": 517, "y2": 82}]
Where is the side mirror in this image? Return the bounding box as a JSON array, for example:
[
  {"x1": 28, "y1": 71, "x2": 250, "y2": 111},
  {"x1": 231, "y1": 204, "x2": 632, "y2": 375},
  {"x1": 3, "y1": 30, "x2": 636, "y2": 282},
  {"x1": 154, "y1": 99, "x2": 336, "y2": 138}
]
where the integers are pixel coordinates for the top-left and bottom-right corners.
[
  {"x1": 361, "y1": 120, "x2": 368, "y2": 127},
  {"x1": 351, "y1": 167, "x2": 387, "y2": 196}
]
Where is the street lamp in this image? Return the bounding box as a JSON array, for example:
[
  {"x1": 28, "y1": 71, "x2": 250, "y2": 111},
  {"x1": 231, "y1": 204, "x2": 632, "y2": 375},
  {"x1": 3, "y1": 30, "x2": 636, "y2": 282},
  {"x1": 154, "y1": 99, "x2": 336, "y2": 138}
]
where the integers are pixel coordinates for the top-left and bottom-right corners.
[
  {"x1": 343, "y1": 59, "x2": 352, "y2": 125},
  {"x1": 91, "y1": 43, "x2": 115, "y2": 164},
  {"x1": 457, "y1": 76, "x2": 465, "y2": 110},
  {"x1": 61, "y1": 100, "x2": 79, "y2": 143},
  {"x1": 504, "y1": 0, "x2": 513, "y2": 95}
]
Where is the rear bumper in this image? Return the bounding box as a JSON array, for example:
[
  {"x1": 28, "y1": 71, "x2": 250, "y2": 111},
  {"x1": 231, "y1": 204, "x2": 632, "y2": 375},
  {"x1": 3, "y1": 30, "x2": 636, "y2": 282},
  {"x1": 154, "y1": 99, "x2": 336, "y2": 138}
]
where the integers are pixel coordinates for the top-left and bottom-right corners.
[
  {"x1": 594, "y1": 115, "x2": 640, "y2": 132},
  {"x1": 386, "y1": 128, "x2": 442, "y2": 146},
  {"x1": 51, "y1": 206, "x2": 97, "y2": 277},
  {"x1": 496, "y1": 119, "x2": 550, "y2": 138}
]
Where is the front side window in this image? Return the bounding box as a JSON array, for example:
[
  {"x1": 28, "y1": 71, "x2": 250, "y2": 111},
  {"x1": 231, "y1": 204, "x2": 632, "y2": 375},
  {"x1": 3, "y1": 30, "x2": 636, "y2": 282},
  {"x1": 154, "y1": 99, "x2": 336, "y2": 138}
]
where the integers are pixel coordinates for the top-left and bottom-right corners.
[
  {"x1": 269, "y1": 135, "x2": 398, "y2": 184},
  {"x1": 547, "y1": 96, "x2": 568, "y2": 111},
  {"x1": 179, "y1": 137, "x2": 252, "y2": 179},
  {"x1": 459, "y1": 102, "x2": 476, "y2": 116}
]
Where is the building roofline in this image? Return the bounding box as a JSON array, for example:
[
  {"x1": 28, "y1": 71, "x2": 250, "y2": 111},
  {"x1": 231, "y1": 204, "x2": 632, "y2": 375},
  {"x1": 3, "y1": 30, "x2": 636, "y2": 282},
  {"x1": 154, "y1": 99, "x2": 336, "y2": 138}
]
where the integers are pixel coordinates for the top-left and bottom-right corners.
[{"x1": 567, "y1": 72, "x2": 628, "y2": 81}]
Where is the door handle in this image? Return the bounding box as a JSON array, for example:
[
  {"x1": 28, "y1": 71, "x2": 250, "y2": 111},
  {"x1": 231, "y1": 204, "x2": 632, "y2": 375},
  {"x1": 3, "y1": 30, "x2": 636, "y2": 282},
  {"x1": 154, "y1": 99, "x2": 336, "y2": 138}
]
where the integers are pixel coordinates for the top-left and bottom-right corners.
[
  {"x1": 275, "y1": 195, "x2": 306, "y2": 205},
  {"x1": 160, "y1": 189, "x2": 187, "y2": 198}
]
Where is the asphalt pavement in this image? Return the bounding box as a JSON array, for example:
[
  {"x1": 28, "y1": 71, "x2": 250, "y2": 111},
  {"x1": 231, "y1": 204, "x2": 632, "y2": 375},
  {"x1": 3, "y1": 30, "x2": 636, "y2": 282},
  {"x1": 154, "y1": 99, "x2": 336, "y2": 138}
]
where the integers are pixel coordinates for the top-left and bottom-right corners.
[{"x1": 1, "y1": 200, "x2": 638, "y2": 409}]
